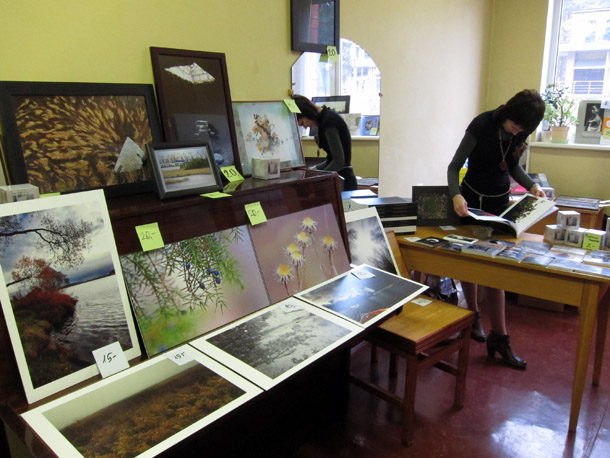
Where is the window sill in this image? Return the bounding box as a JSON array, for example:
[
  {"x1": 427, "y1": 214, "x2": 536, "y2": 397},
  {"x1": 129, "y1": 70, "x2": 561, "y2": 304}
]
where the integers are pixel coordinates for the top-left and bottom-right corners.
[{"x1": 530, "y1": 141, "x2": 610, "y2": 152}]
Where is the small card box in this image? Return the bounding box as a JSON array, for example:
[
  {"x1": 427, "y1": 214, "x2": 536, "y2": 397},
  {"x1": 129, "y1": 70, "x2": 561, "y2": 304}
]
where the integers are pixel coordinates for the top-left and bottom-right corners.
[
  {"x1": 557, "y1": 210, "x2": 580, "y2": 228},
  {"x1": 565, "y1": 227, "x2": 587, "y2": 247},
  {"x1": 544, "y1": 224, "x2": 566, "y2": 244},
  {"x1": 252, "y1": 157, "x2": 281, "y2": 180},
  {"x1": 582, "y1": 229, "x2": 605, "y2": 251},
  {"x1": 0, "y1": 183, "x2": 40, "y2": 203}
]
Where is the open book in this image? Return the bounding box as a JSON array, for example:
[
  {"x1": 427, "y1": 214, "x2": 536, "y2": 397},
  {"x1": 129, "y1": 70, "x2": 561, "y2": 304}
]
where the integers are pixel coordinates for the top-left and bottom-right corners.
[{"x1": 466, "y1": 194, "x2": 557, "y2": 237}]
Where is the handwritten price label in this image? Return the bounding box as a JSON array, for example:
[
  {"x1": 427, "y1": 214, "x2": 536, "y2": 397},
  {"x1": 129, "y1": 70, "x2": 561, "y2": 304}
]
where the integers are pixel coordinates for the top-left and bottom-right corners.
[
  {"x1": 135, "y1": 222, "x2": 165, "y2": 252},
  {"x1": 166, "y1": 346, "x2": 193, "y2": 366},
  {"x1": 326, "y1": 46, "x2": 339, "y2": 62},
  {"x1": 245, "y1": 201, "x2": 267, "y2": 225},
  {"x1": 283, "y1": 98, "x2": 301, "y2": 113},
  {"x1": 220, "y1": 165, "x2": 244, "y2": 182},
  {"x1": 279, "y1": 301, "x2": 302, "y2": 313},
  {"x1": 202, "y1": 191, "x2": 232, "y2": 199},
  {"x1": 92, "y1": 341, "x2": 129, "y2": 378},
  {"x1": 351, "y1": 268, "x2": 375, "y2": 280}
]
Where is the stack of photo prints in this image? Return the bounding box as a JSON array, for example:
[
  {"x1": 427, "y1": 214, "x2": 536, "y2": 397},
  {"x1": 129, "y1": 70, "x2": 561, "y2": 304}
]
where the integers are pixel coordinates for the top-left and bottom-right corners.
[{"x1": 0, "y1": 190, "x2": 427, "y2": 458}]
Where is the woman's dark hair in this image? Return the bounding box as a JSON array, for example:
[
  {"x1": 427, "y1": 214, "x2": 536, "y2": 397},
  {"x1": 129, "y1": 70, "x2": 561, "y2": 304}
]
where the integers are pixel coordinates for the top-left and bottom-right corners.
[
  {"x1": 494, "y1": 89, "x2": 545, "y2": 133},
  {"x1": 291, "y1": 94, "x2": 320, "y2": 121}
]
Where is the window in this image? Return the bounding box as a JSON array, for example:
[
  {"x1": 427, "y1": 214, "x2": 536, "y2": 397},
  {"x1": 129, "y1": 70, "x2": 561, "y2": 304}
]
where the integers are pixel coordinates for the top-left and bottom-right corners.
[
  {"x1": 291, "y1": 38, "x2": 381, "y2": 117},
  {"x1": 544, "y1": 0, "x2": 610, "y2": 102}
]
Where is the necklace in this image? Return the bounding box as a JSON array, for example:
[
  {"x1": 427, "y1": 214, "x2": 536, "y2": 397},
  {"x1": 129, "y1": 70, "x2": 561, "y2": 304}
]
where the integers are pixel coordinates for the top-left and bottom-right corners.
[{"x1": 498, "y1": 128, "x2": 512, "y2": 171}]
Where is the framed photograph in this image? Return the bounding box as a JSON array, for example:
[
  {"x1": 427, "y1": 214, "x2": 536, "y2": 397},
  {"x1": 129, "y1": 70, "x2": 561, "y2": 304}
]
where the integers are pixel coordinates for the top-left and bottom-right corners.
[
  {"x1": 412, "y1": 185, "x2": 461, "y2": 227},
  {"x1": 312, "y1": 95, "x2": 350, "y2": 113},
  {"x1": 120, "y1": 226, "x2": 270, "y2": 357},
  {"x1": 0, "y1": 81, "x2": 163, "y2": 196},
  {"x1": 231, "y1": 101, "x2": 305, "y2": 175},
  {"x1": 190, "y1": 298, "x2": 361, "y2": 390},
  {"x1": 150, "y1": 47, "x2": 240, "y2": 172},
  {"x1": 0, "y1": 190, "x2": 141, "y2": 403},
  {"x1": 575, "y1": 100, "x2": 603, "y2": 144},
  {"x1": 291, "y1": 0, "x2": 340, "y2": 53},
  {"x1": 147, "y1": 141, "x2": 222, "y2": 199},
  {"x1": 248, "y1": 203, "x2": 351, "y2": 304},
  {"x1": 296, "y1": 264, "x2": 428, "y2": 327},
  {"x1": 359, "y1": 114, "x2": 380, "y2": 136},
  {"x1": 344, "y1": 207, "x2": 399, "y2": 274},
  {"x1": 21, "y1": 346, "x2": 262, "y2": 458}
]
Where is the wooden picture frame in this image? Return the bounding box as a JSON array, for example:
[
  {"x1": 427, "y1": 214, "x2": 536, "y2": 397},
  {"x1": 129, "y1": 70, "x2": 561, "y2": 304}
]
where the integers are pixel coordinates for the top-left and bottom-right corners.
[
  {"x1": 0, "y1": 190, "x2": 141, "y2": 403},
  {"x1": 147, "y1": 141, "x2": 223, "y2": 199},
  {"x1": 231, "y1": 101, "x2": 305, "y2": 175},
  {"x1": 291, "y1": 0, "x2": 340, "y2": 53},
  {"x1": 575, "y1": 100, "x2": 603, "y2": 144},
  {"x1": 0, "y1": 81, "x2": 163, "y2": 197},
  {"x1": 149, "y1": 47, "x2": 241, "y2": 174}
]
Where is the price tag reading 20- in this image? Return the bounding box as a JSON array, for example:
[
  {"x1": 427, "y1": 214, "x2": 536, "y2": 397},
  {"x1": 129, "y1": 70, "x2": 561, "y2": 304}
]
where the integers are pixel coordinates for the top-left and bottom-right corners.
[
  {"x1": 220, "y1": 165, "x2": 244, "y2": 182},
  {"x1": 245, "y1": 202, "x2": 267, "y2": 225},
  {"x1": 135, "y1": 222, "x2": 165, "y2": 252}
]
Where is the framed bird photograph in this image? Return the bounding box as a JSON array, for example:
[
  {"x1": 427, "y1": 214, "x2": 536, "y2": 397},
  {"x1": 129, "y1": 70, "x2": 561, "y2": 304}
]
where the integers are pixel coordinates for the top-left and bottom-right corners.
[
  {"x1": 150, "y1": 47, "x2": 241, "y2": 173},
  {"x1": 0, "y1": 81, "x2": 163, "y2": 197}
]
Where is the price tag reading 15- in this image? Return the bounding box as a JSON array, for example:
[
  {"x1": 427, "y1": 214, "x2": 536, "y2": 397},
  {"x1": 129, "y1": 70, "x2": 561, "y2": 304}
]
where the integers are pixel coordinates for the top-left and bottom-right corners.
[
  {"x1": 220, "y1": 165, "x2": 244, "y2": 182},
  {"x1": 245, "y1": 202, "x2": 267, "y2": 225},
  {"x1": 92, "y1": 341, "x2": 129, "y2": 378}
]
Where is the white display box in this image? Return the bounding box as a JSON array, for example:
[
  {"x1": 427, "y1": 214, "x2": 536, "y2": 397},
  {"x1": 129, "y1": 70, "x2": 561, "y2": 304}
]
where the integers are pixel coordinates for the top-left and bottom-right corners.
[
  {"x1": 251, "y1": 157, "x2": 280, "y2": 180},
  {"x1": 191, "y1": 298, "x2": 362, "y2": 391},
  {"x1": 21, "y1": 345, "x2": 262, "y2": 458},
  {"x1": 565, "y1": 227, "x2": 588, "y2": 247},
  {"x1": 0, "y1": 183, "x2": 39, "y2": 203},
  {"x1": 544, "y1": 224, "x2": 566, "y2": 244},
  {"x1": 557, "y1": 210, "x2": 580, "y2": 228}
]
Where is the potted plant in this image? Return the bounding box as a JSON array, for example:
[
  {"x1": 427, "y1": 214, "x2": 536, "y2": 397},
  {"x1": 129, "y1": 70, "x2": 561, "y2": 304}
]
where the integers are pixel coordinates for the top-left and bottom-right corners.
[{"x1": 541, "y1": 84, "x2": 578, "y2": 143}]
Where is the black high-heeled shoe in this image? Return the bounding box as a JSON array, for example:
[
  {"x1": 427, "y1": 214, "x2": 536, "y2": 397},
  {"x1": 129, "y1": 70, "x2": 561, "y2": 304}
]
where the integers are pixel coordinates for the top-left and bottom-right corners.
[
  {"x1": 486, "y1": 331, "x2": 527, "y2": 369},
  {"x1": 471, "y1": 311, "x2": 486, "y2": 342}
]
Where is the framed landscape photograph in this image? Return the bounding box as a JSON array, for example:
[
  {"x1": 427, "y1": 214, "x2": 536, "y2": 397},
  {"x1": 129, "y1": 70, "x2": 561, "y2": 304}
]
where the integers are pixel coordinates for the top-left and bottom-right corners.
[
  {"x1": 312, "y1": 95, "x2": 350, "y2": 114},
  {"x1": 190, "y1": 298, "x2": 361, "y2": 390},
  {"x1": 291, "y1": 0, "x2": 340, "y2": 53},
  {"x1": 232, "y1": 101, "x2": 305, "y2": 175},
  {"x1": 120, "y1": 226, "x2": 270, "y2": 357},
  {"x1": 296, "y1": 264, "x2": 427, "y2": 327},
  {"x1": 0, "y1": 81, "x2": 163, "y2": 196},
  {"x1": 147, "y1": 141, "x2": 222, "y2": 199},
  {"x1": 0, "y1": 190, "x2": 141, "y2": 403},
  {"x1": 150, "y1": 47, "x2": 240, "y2": 172},
  {"x1": 345, "y1": 207, "x2": 398, "y2": 274},
  {"x1": 21, "y1": 346, "x2": 262, "y2": 458},
  {"x1": 412, "y1": 185, "x2": 461, "y2": 226}
]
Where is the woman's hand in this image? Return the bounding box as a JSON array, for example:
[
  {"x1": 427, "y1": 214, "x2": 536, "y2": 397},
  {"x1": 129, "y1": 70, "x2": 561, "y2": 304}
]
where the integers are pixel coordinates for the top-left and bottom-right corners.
[
  {"x1": 530, "y1": 184, "x2": 546, "y2": 198},
  {"x1": 452, "y1": 194, "x2": 469, "y2": 217}
]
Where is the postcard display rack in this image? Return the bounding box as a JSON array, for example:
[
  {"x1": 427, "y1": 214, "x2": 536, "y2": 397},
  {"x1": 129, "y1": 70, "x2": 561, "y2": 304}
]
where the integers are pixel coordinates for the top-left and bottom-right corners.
[{"x1": 0, "y1": 170, "x2": 424, "y2": 458}]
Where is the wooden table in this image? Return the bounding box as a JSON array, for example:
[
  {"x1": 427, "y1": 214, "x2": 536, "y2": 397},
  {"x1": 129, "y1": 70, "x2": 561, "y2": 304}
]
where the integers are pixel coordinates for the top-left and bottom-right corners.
[{"x1": 398, "y1": 226, "x2": 610, "y2": 432}]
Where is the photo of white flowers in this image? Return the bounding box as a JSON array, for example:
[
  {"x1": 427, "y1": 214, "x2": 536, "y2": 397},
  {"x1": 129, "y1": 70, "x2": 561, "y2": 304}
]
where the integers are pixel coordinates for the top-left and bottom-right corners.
[{"x1": 248, "y1": 204, "x2": 350, "y2": 303}]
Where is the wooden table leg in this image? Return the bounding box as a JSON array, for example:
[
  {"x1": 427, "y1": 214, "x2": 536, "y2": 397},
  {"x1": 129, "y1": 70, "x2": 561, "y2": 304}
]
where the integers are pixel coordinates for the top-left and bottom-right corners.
[
  {"x1": 569, "y1": 282, "x2": 600, "y2": 432},
  {"x1": 593, "y1": 284, "x2": 610, "y2": 386}
]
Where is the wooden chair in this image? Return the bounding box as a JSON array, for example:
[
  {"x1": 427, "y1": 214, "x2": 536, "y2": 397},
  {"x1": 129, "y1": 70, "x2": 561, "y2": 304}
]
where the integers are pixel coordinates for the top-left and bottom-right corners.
[{"x1": 350, "y1": 232, "x2": 474, "y2": 446}]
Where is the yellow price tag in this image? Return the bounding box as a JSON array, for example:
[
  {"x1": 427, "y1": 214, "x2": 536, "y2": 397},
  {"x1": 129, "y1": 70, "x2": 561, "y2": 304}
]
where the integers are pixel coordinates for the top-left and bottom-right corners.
[
  {"x1": 326, "y1": 46, "x2": 339, "y2": 62},
  {"x1": 41, "y1": 192, "x2": 61, "y2": 198},
  {"x1": 135, "y1": 222, "x2": 165, "y2": 252},
  {"x1": 245, "y1": 202, "x2": 267, "y2": 225},
  {"x1": 220, "y1": 165, "x2": 244, "y2": 182},
  {"x1": 283, "y1": 98, "x2": 301, "y2": 113},
  {"x1": 319, "y1": 53, "x2": 329, "y2": 62},
  {"x1": 223, "y1": 181, "x2": 242, "y2": 193},
  {"x1": 202, "y1": 191, "x2": 232, "y2": 198},
  {"x1": 370, "y1": 127, "x2": 378, "y2": 136}
]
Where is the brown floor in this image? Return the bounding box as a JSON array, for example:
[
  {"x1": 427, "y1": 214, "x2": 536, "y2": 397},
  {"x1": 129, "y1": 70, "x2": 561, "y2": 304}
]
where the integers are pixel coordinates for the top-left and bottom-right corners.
[{"x1": 291, "y1": 290, "x2": 610, "y2": 458}]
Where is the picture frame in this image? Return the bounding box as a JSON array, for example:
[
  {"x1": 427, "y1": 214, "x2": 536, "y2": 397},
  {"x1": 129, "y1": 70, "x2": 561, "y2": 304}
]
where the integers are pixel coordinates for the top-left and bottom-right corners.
[
  {"x1": 296, "y1": 264, "x2": 428, "y2": 328},
  {"x1": 0, "y1": 190, "x2": 141, "y2": 403},
  {"x1": 150, "y1": 47, "x2": 241, "y2": 173},
  {"x1": 146, "y1": 141, "x2": 223, "y2": 199},
  {"x1": 344, "y1": 207, "x2": 399, "y2": 275},
  {"x1": 359, "y1": 114, "x2": 380, "y2": 136},
  {"x1": 412, "y1": 185, "x2": 461, "y2": 227},
  {"x1": 312, "y1": 95, "x2": 350, "y2": 114},
  {"x1": 231, "y1": 101, "x2": 305, "y2": 175},
  {"x1": 291, "y1": 0, "x2": 340, "y2": 53},
  {"x1": 0, "y1": 81, "x2": 163, "y2": 197},
  {"x1": 21, "y1": 345, "x2": 262, "y2": 458},
  {"x1": 575, "y1": 100, "x2": 603, "y2": 144},
  {"x1": 190, "y1": 298, "x2": 361, "y2": 390}
]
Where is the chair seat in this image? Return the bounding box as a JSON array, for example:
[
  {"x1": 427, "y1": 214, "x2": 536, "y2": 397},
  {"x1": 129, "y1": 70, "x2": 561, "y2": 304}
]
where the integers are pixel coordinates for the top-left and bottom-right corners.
[{"x1": 350, "y1": 296, "x2": 474, "y2": 446}]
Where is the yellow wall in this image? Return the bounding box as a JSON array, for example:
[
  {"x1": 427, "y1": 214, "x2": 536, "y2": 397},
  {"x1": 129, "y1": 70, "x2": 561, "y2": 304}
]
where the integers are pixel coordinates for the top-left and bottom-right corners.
[{"x1": 302, "y1": 138, "x2": 379, "y2": 178}]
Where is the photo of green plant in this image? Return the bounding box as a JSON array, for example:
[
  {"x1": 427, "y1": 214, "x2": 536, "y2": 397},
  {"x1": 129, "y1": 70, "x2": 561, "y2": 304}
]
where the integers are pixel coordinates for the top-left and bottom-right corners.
[
  {"x1": 248, "y1": 204, "x2": 350, "y2": 304},
  {"x1": 120, "y1": 226, "x2": 270, "y2": 356}
]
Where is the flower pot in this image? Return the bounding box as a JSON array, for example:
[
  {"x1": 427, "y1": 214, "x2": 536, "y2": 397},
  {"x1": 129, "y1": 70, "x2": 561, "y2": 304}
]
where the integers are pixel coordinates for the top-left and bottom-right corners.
[
  {"x1": 550, "y1": 126, "x2": 570, "y2": 143},
  {"x1": 540, "y1": 130, "x2": 552, "y2": 142}
]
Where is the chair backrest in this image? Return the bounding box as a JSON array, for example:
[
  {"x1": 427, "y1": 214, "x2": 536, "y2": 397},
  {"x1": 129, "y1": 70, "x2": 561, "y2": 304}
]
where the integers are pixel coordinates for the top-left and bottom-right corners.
[{"x1": 385, "y1": 230, "x2": 409, "y2": 278}]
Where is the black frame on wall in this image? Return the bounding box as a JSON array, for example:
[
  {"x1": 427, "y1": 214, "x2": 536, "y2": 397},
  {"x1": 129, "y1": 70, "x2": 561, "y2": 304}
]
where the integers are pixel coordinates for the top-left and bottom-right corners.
[{"x1": 290, "y1": 0, "x2": 340, "y2": 54}]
